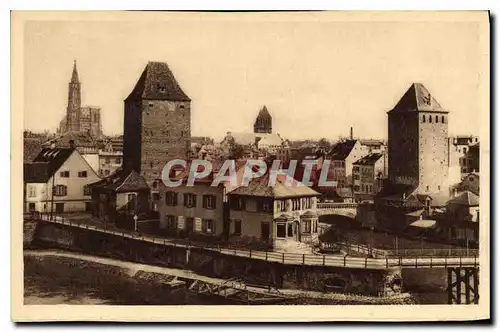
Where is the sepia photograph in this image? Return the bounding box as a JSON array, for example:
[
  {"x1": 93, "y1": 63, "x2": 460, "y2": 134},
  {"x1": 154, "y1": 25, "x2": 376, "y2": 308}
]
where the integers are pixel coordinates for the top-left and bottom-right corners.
[{"x1": 11, "y1": 10, "x2": 490, "y2": 322}]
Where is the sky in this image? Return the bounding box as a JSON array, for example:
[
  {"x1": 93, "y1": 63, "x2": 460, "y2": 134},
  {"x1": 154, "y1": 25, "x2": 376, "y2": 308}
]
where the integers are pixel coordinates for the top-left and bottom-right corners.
[{"x1": 23, "y1": 14, "x2": 483, "y2": 141}]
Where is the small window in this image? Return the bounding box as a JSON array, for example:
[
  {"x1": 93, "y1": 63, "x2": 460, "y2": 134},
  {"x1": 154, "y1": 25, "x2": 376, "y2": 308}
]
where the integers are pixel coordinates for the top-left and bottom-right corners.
[
  {"x1": 302, "y1": 220, "x2": 312, "y2": 233},
  {"x1": 203, "y1": 195, "x2": 216, "y2": 209},
  {"x1": 78, "y1": 171, "x2": 88, "y2": 178},
  {"x1": 60, "y1": 171, "x2": 70, "y2": 178},
  {"x1": 165, "y1": 192, "x2": 178, "y2": 206},
  {"x1": 152, "y1": 193, "x2": 160, "y2": 201},
  {"x1": 104, "y1": 169, "x2": 110, "y2": 176},
  {"x1": 28, "y1": 186, "x2": 36, "y2": 197},
  {"x1": 234, "y1": 220, "x2": 242, "y2": 236},
  {"x1": 179, "y1": 105, "x2": 185, "y2": 110},
  {"x1": 442, "y1": 116, "x2": 445, "y2": 123},
  {"x1": 105, "y1": 157, "x2": 110, "y2": 165},
  {"x1": 166, "y1": 215, "x2": 177, "y2": 229},
  {"x1": 429, "y1": 115, "x2": 432, "y2": 123},
  {"x1": 148, "y1": 102, "x2": 154, "y2": 107},
  {"x1": 202, "y1": 219, "x2": 214, "y2": 234},
  {"x1": 52, "y1": 185, "x2": 67, "y2": 197},
  {"x1": 438, "y1": 185, "x2": 441, "y2": 190},
  {"x1": 83, "y1": 186, "x2": 92, "y2": 196},
  {"x1": 435, "y1": 115, "x2": 438, "y2": 123},
  {"x1": 115, "y1": 158, "x2": 121, "y2": 164},
  {"x1": 159, "y1": 86, "x2": 166, "y2": 93},
  {"x1": 426, "y1": 186, "x2": 429, "y2": 191},
  {"x1": 184, "y1": 193, "x2": 197, "y2": 208},
  {"x1": 422, "y1": 115, "x2": 426, "y2": 123},
  {"x1": 276, "y1": 223, "x2": 286, "y2": 238}
]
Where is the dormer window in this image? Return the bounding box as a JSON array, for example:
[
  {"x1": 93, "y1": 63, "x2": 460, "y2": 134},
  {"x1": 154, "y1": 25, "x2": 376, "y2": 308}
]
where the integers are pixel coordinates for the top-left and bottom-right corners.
[{"x1": 158, "y1": 85, "x2": 166, "y2": 93}]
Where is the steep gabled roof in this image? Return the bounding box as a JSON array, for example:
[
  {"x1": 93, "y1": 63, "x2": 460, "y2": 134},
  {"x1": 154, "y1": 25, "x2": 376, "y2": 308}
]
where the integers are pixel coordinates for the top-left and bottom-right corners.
[
  {"x1": 353, "y1": 153, "x2": 384, "y2": 166},
  {"x1": 25, "y1": 148, "x2": 75, "y2": 182},
  {"x1": 328, "y1": 140, "x2": 357, "y2": 160},
  {"x1": 389, "y1": 83, "x2": 447, "y2": 113},
  {"x1": 125, "y1": 61, "x2": 191, "y2": 102},
  {"x1": 255, "y1": 105, "x2": 272, "y2": 123}
]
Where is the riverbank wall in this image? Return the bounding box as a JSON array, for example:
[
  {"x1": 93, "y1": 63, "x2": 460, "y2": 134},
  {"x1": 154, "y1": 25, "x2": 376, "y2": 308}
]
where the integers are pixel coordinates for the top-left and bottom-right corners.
[{"x1": 25, "y1": 219, "x2": 403, "y2": 297}]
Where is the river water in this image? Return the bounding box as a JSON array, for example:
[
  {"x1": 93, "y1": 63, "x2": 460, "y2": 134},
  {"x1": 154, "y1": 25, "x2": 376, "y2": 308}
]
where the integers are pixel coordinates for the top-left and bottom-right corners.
[{"x1": 23, "y1": 250, "x2": 445, "y2": 305}]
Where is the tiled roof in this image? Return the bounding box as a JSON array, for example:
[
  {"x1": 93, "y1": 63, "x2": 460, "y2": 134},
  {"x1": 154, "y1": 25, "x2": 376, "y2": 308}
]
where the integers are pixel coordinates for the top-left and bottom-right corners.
[
  {"x1": 448, "y1": 191, "x2": 479, "y2": 206},
  {"x1": 353, "y1": 153, "x2": 384, "y2": 166},
  {"x1": 227, "y1": 172, "x2": 320, "y2": 199},
  {"x1": 25, "y1": 148, "x2": 75, "y2": 182},
  {"x1": 389, "y1": 83, "x2": 446, "y2": 113},
  {"x1": 87, "y1": 169, "x2": 149, "y2": 193},
  {"x1": 224, "y1": 132, "x2": 283, "y2": 147},
  {"x1": 125, "y1": 61, "x2": 190, "y2": 102},
  {"x1": 328, "y1": 140, "x2": 357, "y2": 160}
]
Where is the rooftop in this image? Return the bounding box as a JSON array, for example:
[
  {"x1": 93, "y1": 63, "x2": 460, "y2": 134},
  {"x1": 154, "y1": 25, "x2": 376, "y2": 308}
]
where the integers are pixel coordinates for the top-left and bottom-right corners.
[
  {"x1": 125, "y1": 61, "x2": 190, "y2": 102},
  {"x1": 389, "y1": 83, "x2": 447, "y2": 113},
  {"x1": 24, "y1": 148, "x2": 75, "y2": 183},
  {"x1": 353, "y1": 153, "x2": 384, "y2": 166}
]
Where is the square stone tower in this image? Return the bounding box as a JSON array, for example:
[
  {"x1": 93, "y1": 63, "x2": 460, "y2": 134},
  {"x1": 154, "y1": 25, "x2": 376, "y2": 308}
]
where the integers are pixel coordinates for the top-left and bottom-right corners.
[
  {"x1": 123, "y1": 61, "x2": 191, "y2": 185},
  {"x1": 387, "y1": 83, "x2": 449, "y2": 194}
]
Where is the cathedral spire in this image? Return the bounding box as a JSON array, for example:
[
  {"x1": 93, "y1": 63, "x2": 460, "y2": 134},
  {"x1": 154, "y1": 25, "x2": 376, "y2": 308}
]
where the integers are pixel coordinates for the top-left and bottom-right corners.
[{"x1": 71, "y1": 60, "x2": 79, "y2": 83}]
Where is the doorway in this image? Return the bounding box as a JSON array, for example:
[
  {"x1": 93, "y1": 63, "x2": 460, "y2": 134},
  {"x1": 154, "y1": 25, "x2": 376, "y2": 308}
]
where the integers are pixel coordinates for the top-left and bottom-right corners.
[
  {"x1": 186, "y1": 218, "x2": 194, "y2": 235},
  {"x1": 261, "y1": 222, "x2": 270, "y2": 240},
  {"x1": 55, "y1": 203, "x2": 64, "y2": 214}
]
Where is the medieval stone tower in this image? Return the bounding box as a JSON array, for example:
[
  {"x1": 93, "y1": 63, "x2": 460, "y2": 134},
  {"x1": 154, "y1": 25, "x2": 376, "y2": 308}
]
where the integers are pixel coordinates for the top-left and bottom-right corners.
[
  {"x1": 66, "y1": 60, "x2": 81, "y2": 133},
  {"x1": 123, "y1": 61, "x2": 191, "y2": 184},
  {"x1": 254, "y1": 105, "x2": 272, "y2": 134},
  {"x1": 387, "y1": 83, "x2": 449, "y2": 194}
]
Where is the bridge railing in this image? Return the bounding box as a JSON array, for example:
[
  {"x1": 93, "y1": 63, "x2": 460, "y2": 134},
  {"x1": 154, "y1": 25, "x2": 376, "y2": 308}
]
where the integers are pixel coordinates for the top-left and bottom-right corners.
[
  {"x1": 32, "y1": 214, "x2": 479, "y2": 269},
  {"x1": 317, "y1": 203, "x2": 359, "y2": 210}
]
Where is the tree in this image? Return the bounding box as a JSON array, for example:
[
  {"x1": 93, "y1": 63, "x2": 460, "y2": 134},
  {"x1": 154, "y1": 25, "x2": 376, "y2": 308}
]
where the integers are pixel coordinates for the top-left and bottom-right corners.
[{"x1": 318, "y1": 138, "x2": 331, "y2": 152}]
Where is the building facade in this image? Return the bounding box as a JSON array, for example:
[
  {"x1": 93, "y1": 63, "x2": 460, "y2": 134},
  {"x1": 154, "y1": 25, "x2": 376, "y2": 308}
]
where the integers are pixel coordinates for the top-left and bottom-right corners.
[
  {"x1": 352, "y1": 152, "x2": 388, "y2": 201},
  {"x1": 227, "y1": 172, "x2": 320, "y2": 250},
  {"x1": 326, "y1": 139, "x2": 370, "y2": 188},
  {"x1": 24, "y1": 147, "x2": 100, "y2": 213},
  {"x1": 123, "y1": 61, "x2": 191, "y2": 188},
  {"x1": 387, "y1": 83, "x2": 449, "y2": 194}
]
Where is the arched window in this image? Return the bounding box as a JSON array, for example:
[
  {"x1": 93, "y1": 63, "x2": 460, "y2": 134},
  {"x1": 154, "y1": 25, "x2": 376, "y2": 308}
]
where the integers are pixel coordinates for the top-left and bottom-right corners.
[
  {"x1": 435, "y1": 115, "x2": 438, "y2": 123},
  {"x1": 429, "y1": 115, "x2": 432, "y2": 123},
  {"x1": 422, "y1": 115, "x2": 426, "y2": 123},
  {"x1": 442, "y1": 116, "x2": 445, "y2": 123}
]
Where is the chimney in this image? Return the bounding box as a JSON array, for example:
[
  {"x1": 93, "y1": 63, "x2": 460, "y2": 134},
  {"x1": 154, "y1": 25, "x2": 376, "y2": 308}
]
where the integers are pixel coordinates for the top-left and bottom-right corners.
[{"x1": 350, "y1": 127, "x2": 353, "y2": 140}]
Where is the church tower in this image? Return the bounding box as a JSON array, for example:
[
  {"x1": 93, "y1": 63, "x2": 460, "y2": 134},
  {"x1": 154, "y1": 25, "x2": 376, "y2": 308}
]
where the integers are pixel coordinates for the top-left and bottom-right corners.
[
  {"x1": 254, "y1": 105, "x2": 272, "y2": 134},
  {"x1": 387, "y1": 83, "x2": 449, "y2": 194},
  {"x1": 66, "y1": 60, "x2": 81, "y2": 132}
]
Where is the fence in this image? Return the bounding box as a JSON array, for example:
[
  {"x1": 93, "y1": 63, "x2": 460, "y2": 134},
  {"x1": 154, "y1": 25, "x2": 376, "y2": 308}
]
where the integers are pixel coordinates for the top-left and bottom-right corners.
[{"x1": 33, "y1": 214, "x2": 479, "y2": 269}]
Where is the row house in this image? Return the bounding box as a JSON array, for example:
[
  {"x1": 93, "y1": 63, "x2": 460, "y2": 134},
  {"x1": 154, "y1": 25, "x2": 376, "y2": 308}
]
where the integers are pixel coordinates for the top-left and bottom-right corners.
[
  {"x1": 157, "y1": 161, "x2": 247, "y2": 241},
  {"x1": 352, "y1": 152, "x2": 388, "y2": 202},
  {"x1": 24, "y1": 147, "x2": 100, "y2": 213},
  {"x1": 326, "y1": 139, "x2": 370, "y2": 188},
  {"x1": 227, "y1": 172, "x2": 321, "y2": 250}
]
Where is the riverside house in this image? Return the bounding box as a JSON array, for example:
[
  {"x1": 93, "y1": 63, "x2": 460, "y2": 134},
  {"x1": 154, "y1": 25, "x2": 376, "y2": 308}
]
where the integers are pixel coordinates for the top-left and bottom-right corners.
[{"x1": 227, "y1": 172, "x2": 321, "y2": 251}]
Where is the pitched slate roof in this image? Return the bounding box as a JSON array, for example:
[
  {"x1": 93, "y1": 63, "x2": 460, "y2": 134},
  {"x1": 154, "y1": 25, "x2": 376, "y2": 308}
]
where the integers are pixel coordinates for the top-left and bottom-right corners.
[
  {"x1": 87, "y1": 169, "x2": 150, "y2": 193},
  {"x1": 255, "y1": 105, "x2": 272, "y2": 123},
  {"x1": 227, "y1": 172, "x2": 320, "y2": 199},
  {"x1": 328, "y1": 140, "x2": 357, "y2": 160},
  {"x1": 353, "y1": 153, "x2": 384, "y2": 166},
  {"x1": 448, "y1": 191, "x2": 479, "y2": 206},
  {"x1": 25, "y1": 148, "x2": 75, "y2": 183},
  {"x1": 125, "y1": 61, "x2": 191, "y2": 102},
  {"x1": 389, "y1": 83, "x2": 447, "y2": 113}
]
